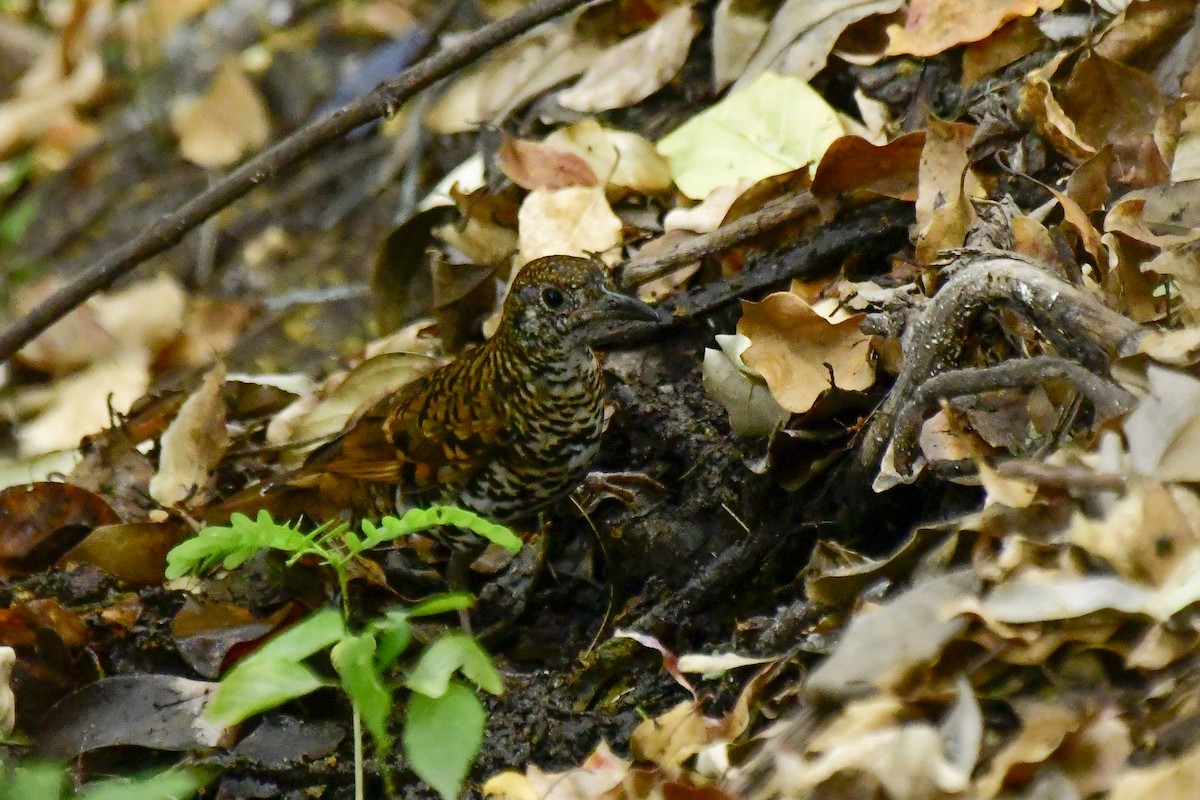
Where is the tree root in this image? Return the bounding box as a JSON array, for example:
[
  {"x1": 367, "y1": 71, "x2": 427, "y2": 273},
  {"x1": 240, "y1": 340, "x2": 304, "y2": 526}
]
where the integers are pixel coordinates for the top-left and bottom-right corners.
[{"x1": 858, "y1": 250, "x2": 1147, "y2": 483}]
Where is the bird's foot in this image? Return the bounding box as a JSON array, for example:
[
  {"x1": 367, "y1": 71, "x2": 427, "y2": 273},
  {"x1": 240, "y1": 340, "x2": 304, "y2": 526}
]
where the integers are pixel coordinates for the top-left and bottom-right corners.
[{"x1": 573, "y1": 470, "x2": 665, "y2": 513}]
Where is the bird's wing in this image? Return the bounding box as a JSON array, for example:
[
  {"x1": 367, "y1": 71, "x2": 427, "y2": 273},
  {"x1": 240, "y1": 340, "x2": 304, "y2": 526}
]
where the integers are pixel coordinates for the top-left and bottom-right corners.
[{"x1": 306, "y1": 356, "x2": 509, "y2": 489}]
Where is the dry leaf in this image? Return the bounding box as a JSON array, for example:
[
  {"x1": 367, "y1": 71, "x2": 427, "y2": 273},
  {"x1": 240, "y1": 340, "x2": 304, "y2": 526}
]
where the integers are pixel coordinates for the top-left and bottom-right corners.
[
  {"x1": 17, "y1": 352, "x2": 150, "y2": 456},
  {"x1": 149, "y1": 364, "x2": 229, "y2": 507},
  {"x1": 1124, "y1": 366, "x2": 1200, "y2": 483},
  {"x1": 558, "y1": 4, "x2": 699, "y2": 113},
  {"x1": 170, "y1": 60, "x2": 270, "y2": 168},
  {"x1": 496, "y1": 135, "x2": 599, "y2": 190},
  {"x1": 914, "y1": 117, "x2": 979, "y2": 263},
  {"x1": 735, "y1": 0, "x2": 904, "y2": 89},
  {"x1": 516, "y1": 186, "x2": 623, "y2": 264},
  {"x1": 712, "y1": 0, "x2": 771, "y2": 90},
  {"x1": 1111, "y1": 744, "x2": 1200, "y2": 800},
  {"x1": 738, "y1": 291, "x2": 875, "y2": 414},
  {"x1": 426, "y1": 21, "x2": 602, "y2": 134},
  {"x1": 806, "y1": 569, "x2": 980, "y2": 700},
  {"x1": 544, "y1": 120, "x2": 673, "y2": 194},
  {"x1": 702, "y1": 334, "x2": 791, "y2": 437},
  {"x1": 886, "y1": 0, "x2": 1064, "y2": 57}
]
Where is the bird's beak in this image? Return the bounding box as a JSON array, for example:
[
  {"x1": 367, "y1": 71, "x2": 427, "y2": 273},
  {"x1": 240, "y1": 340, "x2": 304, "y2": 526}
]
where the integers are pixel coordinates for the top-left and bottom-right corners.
[{"x1": 596, "y1": 287, "x2": 662, "y2": 324}]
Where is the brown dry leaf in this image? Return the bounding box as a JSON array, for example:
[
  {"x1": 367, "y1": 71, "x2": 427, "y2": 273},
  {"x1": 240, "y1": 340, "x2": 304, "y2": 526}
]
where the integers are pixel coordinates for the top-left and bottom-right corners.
[
  {"x1": 496, "y1": 135, "x2": 599, "y2": 191},
  {"x1": 1138, "y1": 327, "x2": 1200, "y2": 366},
  {"x1": 1067, "y1": 146, "x2": 1115, "y2": 214},
  {"x1": 631, "y1": 701, "x2": 713, "y2": 775},
  {"x1": 961, "y1": 17, "x2": 1044, "y2": 86},
  {"x1": 733, "y1": 0, "x2": 905, "y2": 90},
  {"x1": 149, "y1": 364, "x2": 229, "y2": 507},
  {"x1": 1019, "y1": 55, "x2": 1098, "y2": 164},
  {"x1": 61, "y1": 521, "x2": 186, "y2": 586},
  {"x1": 543, "y1": 120, "x2": 673, "y2": 194},
  {"x1": 516, "y1": 186, "x2": 623, "y2": 265},
  {"x1": 811, "y1": 132, "x2": 924, "y2": 205},
  {"x1": 978, "y1": 461, "x2": 1038, "y2": 509},
  {"x1": 738, "y1": 291, "x2": 875, "y2": 414},
  {"x1": 886, "y1": 0, "x2": 1062, "y2": 57},
  {"x1": 1046, "y1": 182, "x2": 1105, "y2": 266},
  {"x1": 0, "y1": 482, "x2": 120, "y2": 572},
  {"x1": 975, "y1": 701, "x2": 1085, "y2": 799},
  {"x1": 914, "y1": 118, "x2": 979, "y2": 263},
  {"x1": 0, "y1": 6, "x2": 105, "y2": 160},
  {"x1": 1170, "y1": 99, "x2": 1200, "y2": 183},
  {"x1": 170, "y1": 60, "x2": 270, "y2": 168},
  {"x1": 558, "y1": 4, "x2": 699, "y2": 113},
  {"x1": 426, "y1": 20, "x2": 602, "y2": 134},
  {"x1": 1009, "y1": 213, "x2": 1061, "y2": 265},
  {"x1": 1111, "y1": 743, "x2": 1200, "y2": 800},
  {"x1": 759, "y1": 707, "x2": 972, "y2": 798},
  {"x1": 1058, "y1": 55, "x2": 1164, "y2": 155},
  {"x1": 17, "y1": 273, "x2": 187, "y2": 376}
]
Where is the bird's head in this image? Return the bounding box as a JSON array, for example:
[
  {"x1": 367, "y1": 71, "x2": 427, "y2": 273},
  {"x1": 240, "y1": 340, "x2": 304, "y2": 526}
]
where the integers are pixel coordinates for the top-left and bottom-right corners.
[{"x1": 500, "y1": 255, "x2": 661, "y2": 350}]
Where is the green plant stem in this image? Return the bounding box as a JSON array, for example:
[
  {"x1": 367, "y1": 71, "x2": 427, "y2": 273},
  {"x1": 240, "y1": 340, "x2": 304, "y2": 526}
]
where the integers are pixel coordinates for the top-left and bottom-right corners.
[{"x1": 353, "y1": 708, "x2": 365, "y2": 800}]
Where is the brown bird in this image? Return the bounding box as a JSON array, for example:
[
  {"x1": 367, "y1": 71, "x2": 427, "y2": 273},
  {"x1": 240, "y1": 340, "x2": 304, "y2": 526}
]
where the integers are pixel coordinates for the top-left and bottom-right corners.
[{"x1": 222, "y1": 255, "x2": 660, "y2": 523}]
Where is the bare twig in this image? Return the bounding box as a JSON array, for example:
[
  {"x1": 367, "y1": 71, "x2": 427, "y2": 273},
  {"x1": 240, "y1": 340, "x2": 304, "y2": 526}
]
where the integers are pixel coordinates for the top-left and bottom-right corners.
[
  {"x1": 0, "y1": 0, "x2": 590, "y2": 363},
  {"x1": 620, "y1": 192, "x2": 818, "y2": 288}
]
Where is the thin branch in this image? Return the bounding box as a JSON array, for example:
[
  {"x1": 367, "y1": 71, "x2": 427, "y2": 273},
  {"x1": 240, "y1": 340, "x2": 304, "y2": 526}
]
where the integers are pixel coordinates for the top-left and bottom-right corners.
[
  {"x1": 619, "y1": 191, "x2": 818, "y2": 288},
  {"x1": 0, "y1": 0, "x2": 590, "y2": 364}
]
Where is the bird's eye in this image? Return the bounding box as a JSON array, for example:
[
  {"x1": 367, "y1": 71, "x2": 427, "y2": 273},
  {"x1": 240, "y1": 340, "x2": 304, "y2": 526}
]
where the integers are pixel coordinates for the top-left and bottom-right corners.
[{"x1": 541, "y1": 287, "x2": 565, "y2": 309}]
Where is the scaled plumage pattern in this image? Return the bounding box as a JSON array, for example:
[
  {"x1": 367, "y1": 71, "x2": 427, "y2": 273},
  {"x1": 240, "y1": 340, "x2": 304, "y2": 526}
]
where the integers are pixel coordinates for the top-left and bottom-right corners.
[{"x1": 227, "y1": 255, "x2": 659, "y2": 523}]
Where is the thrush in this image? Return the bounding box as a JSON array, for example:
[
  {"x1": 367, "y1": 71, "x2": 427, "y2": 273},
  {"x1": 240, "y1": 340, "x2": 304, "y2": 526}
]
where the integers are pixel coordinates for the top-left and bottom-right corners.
[{"x1": 221, "y1": 255, "x2": 660, "y2": 524}]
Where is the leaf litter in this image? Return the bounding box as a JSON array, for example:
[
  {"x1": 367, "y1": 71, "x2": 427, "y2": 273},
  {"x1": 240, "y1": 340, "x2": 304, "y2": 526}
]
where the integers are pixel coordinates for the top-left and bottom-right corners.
[{"x1": 6, "y1": 0, "x2": 1200, "y2": 798}]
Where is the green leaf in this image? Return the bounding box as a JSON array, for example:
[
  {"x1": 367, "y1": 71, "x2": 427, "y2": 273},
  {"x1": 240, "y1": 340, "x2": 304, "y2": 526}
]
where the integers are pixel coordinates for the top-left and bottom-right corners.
[
  {"x1": 0, "y1": 761, "x2": 64, "y2": 800},
  {"x1": 331, "y1": 633, "x2": 393, "y2": 752},
  {"x1": 369, "y1": 611, "x2": 413, "y2": 671},
  {"x1": 656, "y1": 70, "x2": 844, "y2": 199},
  {"x1": 165, "y1": 511, "x2": 314, "y2": 578},
  {"x1": 405, "y1": 634, "x2": 503, "y2": 698},
  {"x1": 254, "y1": 608, "x2": 347, "y2": 663},
  {"x1": 405, "y1": 592, "x2": 475, "y2": 619},
  {"x1": 403, "y1": 682, "x2": 485, "y2": 800},
  {"x1": 206, "y1": 656, "x2": 330, "y2": 726},
  {"x1": 79, "y1": 766, "x2": 212, "y2": 800},
  {"x1": 0, "y1": 196, "x2": 37, "y2": 247},
  {"x1": 377, "y1": 506, "x2": 522, "y2": 553}
]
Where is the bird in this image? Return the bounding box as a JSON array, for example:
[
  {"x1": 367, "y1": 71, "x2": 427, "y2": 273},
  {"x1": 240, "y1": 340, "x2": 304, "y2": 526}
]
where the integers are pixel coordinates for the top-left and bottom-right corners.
[{"x1": 215, "y1": 255, "x2": 661, "y2": 524}]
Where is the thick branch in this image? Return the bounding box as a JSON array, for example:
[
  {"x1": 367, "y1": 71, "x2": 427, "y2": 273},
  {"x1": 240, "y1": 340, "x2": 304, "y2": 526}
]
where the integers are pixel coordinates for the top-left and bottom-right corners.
[{"x1": 0, "y1": 0, "x2": 589, "y2": 363}]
